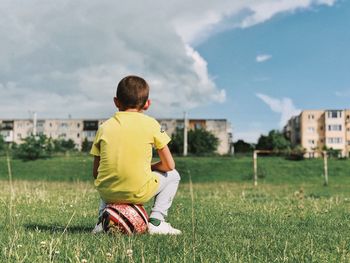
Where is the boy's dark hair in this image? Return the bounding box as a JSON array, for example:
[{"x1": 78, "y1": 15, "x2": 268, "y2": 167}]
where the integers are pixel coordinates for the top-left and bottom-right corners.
[{"x1": 116, "y1": 76, "x2": 149, "y2": 110}]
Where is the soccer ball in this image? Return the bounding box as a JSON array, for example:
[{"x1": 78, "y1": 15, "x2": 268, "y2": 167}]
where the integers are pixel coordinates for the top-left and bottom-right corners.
[{"x1": 102, "y1": 204, "x2": 149, "y2": 234}]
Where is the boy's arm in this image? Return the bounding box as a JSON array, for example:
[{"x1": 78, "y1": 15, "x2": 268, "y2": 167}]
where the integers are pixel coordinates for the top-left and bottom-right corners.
[
  {"x1": 151, "y1": 145, "x2": 175, "y2": 172},
  {"x1": 93, "y1": 156, "x2": 100, "y2": 179}
]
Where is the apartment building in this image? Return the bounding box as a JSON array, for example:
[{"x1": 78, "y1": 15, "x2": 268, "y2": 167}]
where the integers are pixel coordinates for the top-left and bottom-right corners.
[
  {"x1": 0, "y1": 118, "x2": 105, "y2": 148},
  {"x1": 284, "y1": 109, "x2": 350, "y2": 157},
  {"x1": 157, "y1": 118, "x2": 233, "y2": 155},
  {"x1": 0, "y1": 118, "x2": 233, "y2": 155}
]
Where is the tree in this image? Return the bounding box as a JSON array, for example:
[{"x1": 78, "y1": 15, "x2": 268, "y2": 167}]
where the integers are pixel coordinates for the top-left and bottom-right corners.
[
  {"x1": 323, "y1": 146, "x2": 341, "y2": 158},
  {"x1": 287, "y1": 144, "x2": 306, "y2": 161},
  {"x1": 256, "y1": 130, "x2": 291, "y2": 153},
  {"x1": 53, "y1": 138, "x2": 76, "y2": 152},
  {"x1": 168, "y1": 128, "x2": 184, "y2": 155},
  {"x1": 14, "y1": 134, "x2": 53, "y2": 160},
  {"x1": 169, "y1": 128, "x2": 219, "y2": 155},
  {"x1": 233, "y1": 140, "x2": 254, "y2": 153},
  {"x1": 0, "y1": 134, "x2": 4, "y2": 153},
  {"x1": 81, "y1": 137, "x2": 93, "y2": 152}
]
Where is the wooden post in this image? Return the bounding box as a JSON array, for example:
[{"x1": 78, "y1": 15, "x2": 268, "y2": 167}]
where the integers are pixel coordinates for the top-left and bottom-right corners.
[
  {"x1": 183, "y1": 111, "x2": 188, "y2": 157},
  {"x1": 253, "y1": 151, "x2": 258, "y2": 186},
  {"x1": 323, "y1": 151, "x2": 328, "y2": 186}
]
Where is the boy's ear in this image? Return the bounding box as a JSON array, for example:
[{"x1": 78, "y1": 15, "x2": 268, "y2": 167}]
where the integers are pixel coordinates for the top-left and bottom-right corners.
[
  {"x1": 143, "y1": 99, "x2": 151, "y2": 111},
  {"x1": 114, "y1": 97, "x2": 120, "y2": 109}
]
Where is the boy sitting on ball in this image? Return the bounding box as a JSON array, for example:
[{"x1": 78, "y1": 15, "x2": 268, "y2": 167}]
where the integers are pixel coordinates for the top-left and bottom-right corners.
[{"x1": 90, "y1": 75, "x2": 181, "y2": 235}]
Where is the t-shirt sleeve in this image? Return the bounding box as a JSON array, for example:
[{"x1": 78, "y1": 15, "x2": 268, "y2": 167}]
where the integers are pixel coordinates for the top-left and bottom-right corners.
[
  {"x1": 90, "y1": 128, "x2": 102, "y2": 156},
  {"x1": 152, "y1": 120, "x2": 171, "y2": 150}
]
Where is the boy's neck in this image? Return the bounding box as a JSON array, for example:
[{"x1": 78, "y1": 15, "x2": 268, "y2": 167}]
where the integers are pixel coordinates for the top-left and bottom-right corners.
[{"x1": 120, "y1": 108, "x2": 143, "y2": 113}]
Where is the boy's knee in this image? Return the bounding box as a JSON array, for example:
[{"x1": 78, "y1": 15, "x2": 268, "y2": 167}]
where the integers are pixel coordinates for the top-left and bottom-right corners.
[{"x1": 167, "y1": 169, "x2": 181, "y2": 182}]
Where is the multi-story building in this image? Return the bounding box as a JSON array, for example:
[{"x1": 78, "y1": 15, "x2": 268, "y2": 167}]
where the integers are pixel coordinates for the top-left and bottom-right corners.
[
  {"x1": 284, "y1": 109, "x2": 350, "y2": 158},
  {"x1": 0, "y1": 118, "x2": 233, "y2": 155},
  {"x1": 158, "y1": 118, "x2": 233, "y2": 155}
]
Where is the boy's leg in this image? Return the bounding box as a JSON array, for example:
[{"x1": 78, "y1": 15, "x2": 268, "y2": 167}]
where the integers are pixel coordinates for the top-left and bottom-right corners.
[
  {"x1": 92, "y1": 199, "x2": 106, "y2": 234},
  {"x1": 150, "y1": 169, "x2": 181, "y2": 221},
  {"x1": 98, "y1": 199, "x2": 107, "y2": 221}
]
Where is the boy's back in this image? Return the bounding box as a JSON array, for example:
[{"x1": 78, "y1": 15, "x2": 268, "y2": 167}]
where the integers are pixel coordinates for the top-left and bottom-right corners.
[
  {"x1": 91, "y1": 75, "x2": 181, "y2": 235},
  {"x1": 90, "y1": 111, "x2": 170, "y2": 204}
]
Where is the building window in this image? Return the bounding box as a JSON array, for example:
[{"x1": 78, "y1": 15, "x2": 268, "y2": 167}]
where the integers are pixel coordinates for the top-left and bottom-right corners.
[
  {"x1": 328, "y1": 125, "x2": 342, "y2": 131},
  {"x1": 84, "y1": 131, "x2": 96, "y2": 138},
  {"x1": 176, "y1": 122, "x2": 184, "y2": 129},
  {"x1": 327, "y1": 137, "x2": 342, "y2": 144},
  {"x1": 327, "y1": 110, "x2": 342, "y2": 118},
  {"x1": 77, "y1": 123, "x2": 80, "y2": 128},
  {"x1": 60, "y1": 123, "x2": 68, "y2": 128},
  {"x1": 348, "y1": 141, "x2": 350, "y2": 146},
  {"x1": 347, "y1": 128, "x2": 350, "y2": 132},
  {"x1": 83, "y1": 120, "x2": 98, "y2": 131},
  {"x1": 307, "y1": 127, "x2": 315, "y2": 133},
  {"x1": 308, "y1": 140, "x2": 315, "y2": 145},
  {"x1": 17, "y1": 133, "x2": 22, "y2": 139},
  {"x1": 308, "y1": 114, "x2": 314, "y2": 120},
  {"x1": 195, "y1": 123, "x2": 203, "y2": 129},
  {"x1": 77, "y1": 133, "x2": 80, "y2": 138},
  {"x1": 49, "y1": 123, "x2": 52, "y2": 127}
]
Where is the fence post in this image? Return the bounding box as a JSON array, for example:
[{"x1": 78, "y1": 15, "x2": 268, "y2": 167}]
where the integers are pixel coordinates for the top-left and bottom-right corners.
[
  {"x1": 183, "y1": 111, "x2": 188, "y2": 157},
  {"x1": 323, "y1": 151, "x2": 328, "y2": 186},
  {"x1": 253, "y1": 151, "x2": 258, "y2": 186}
]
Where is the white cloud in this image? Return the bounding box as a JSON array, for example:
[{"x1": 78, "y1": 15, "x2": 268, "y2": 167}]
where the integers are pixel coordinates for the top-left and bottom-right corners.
[
  {"x1": 0, "y1": 0, "x2": 336, "y2": 118},
  {"x1": 240, "y1": 0, "x2": 336, "y2": 28},
  {"x1": 256, "y1": 93, "x2": 301, "y2": 128},
  {"x1": 256, "y1": 54, "x2": 272, "y2": 63}
]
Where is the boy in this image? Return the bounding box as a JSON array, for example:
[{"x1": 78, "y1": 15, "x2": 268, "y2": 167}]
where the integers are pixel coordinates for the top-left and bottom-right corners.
[{"x1": 90, "y1": 75, "x2": 181, "y2": 235}]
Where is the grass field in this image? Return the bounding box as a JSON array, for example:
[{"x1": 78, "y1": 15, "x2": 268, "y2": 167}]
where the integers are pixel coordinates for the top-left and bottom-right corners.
[{"x1": 1, "y1": 156, "x2": 350, "y2": 262}]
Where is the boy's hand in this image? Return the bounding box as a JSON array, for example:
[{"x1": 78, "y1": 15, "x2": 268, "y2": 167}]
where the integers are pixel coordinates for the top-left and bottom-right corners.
[
  {"x1": 151, "y1": 145, "x2": 175, "y2": 172},
  {"x1": 93, "y1": 156, "x2": 100, "y2": 179}
]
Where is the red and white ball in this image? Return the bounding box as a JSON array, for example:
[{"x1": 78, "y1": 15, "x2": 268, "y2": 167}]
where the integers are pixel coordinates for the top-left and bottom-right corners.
[{"x1": 102, "y1": 204, "x2": 149, "y2": 234}]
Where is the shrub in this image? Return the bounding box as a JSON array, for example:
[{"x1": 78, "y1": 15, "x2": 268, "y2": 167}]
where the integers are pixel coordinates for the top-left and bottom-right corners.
[
  {"x1": 256, "y1": 130, "x2": 291, "y2": 154},
  {"x1": 286, "y1": 145, "x2": 306, "y2": 161},
  {"x1": 0, "y1": 135, "x2": 4, "y2": 153},
  {"x1": 169, "y1": 128, "x2": 219, "y2": 156},
  {"x1": 14, "y1": 134, "x2": 53, "y2": 161},
  {"x1": 81, "y1": 137, "x2": 93, "y2": 152},
  {"x1": 233, "y1": 140, "x2": 254, "y2": 153},
  {"x1": 53, "y1": 138, "x2": 76, "y2": 152}
]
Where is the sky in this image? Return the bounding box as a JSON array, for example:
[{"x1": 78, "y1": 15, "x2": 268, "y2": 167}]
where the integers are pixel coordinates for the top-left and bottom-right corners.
[{"x1": 0, "y1": 0, "x2": 349, "y2": 142}]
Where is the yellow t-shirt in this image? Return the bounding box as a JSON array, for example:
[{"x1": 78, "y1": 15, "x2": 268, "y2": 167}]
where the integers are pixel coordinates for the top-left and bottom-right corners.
[{"x1": 90, "y1": 111, "x2": 170, "y2": 204}]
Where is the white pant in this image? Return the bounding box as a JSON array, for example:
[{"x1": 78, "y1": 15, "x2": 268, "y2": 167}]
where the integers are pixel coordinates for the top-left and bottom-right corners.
[{"x1": 98, "y1": 169, "x2": 181, "y2": 221}]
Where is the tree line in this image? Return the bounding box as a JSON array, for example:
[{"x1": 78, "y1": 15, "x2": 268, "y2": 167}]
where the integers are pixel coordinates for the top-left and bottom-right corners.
[
  {"x1": 0, "y1": 135, "x2": 94, "y2": 160},
  {"x1": 1, "y1": 128, "x2": 341, "y2": 161},
  {"x1": 0, "y1": 128, "x2": 219, "y2": 161}
]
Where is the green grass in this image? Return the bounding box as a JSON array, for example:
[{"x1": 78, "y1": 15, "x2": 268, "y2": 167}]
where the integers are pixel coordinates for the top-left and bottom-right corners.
[
  {"x1": 1, "y1": 155, "x2": 350, "y2": 185},
  {"x1": 1, "y1": 156, "x2": 350, "y2": 262}
]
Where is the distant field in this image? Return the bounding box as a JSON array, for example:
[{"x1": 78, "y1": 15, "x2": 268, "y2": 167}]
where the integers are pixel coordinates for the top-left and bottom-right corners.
[{"x1": 1, "y1": 156, "x2": 350, "y2": 262}]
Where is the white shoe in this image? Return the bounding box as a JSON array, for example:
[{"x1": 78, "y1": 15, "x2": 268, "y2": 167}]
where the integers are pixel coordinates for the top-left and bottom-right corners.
[
  {"x1": 92, "y1": 223, "x2": 103, "y2": 234},
  {"x1": 148, "y1": 221, "x2": 182, "y2": 235}
]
